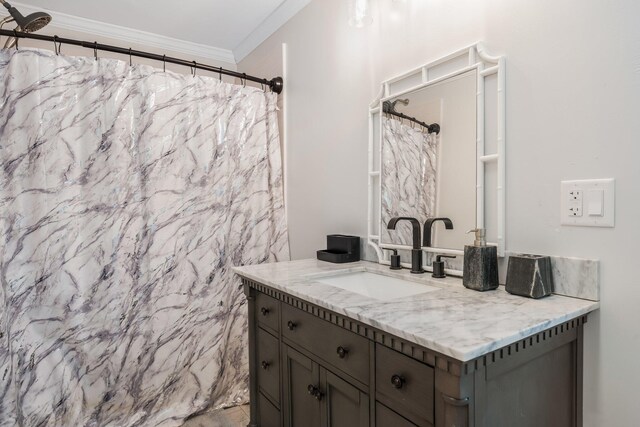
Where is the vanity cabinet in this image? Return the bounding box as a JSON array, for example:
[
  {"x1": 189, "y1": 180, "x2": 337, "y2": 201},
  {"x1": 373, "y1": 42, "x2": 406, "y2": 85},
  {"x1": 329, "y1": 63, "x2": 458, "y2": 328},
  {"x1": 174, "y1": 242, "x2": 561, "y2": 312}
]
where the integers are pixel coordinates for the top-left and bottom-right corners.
[{"x1": 243, "y1": 278, "x2": 587, "y2": 427}]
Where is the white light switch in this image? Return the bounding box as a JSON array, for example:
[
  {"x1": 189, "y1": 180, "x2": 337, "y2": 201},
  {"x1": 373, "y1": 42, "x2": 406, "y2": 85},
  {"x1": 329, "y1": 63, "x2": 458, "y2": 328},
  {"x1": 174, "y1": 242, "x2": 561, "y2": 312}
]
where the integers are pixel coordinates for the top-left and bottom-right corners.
[
  {"x1": 561, "y1": 179, "x2": 615, "y2": 227},
  {"x1": 587, "y1": 189, "x2": 604, "y2": 216}
]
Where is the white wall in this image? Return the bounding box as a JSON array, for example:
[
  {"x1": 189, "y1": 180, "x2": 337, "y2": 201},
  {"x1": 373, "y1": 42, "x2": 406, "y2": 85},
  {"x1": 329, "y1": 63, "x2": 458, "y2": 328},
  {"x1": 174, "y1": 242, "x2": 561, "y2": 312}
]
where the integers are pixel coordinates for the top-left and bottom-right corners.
[{"x1": 239, "y1": 0, "x2": 640, "y2": 425}]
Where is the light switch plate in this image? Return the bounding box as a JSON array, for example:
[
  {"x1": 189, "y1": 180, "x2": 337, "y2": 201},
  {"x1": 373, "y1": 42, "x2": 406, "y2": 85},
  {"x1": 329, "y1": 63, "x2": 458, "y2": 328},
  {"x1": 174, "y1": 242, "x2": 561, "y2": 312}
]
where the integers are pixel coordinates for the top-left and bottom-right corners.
[{"x1": 561, "y1": 179, "x2": 615, "y2": 227}]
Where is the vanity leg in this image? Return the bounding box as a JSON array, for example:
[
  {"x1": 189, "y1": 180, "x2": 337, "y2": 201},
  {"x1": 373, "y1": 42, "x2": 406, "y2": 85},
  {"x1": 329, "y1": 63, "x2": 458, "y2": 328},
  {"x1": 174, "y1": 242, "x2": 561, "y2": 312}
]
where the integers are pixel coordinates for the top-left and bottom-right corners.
[
  {"x1": 435, "y1": 364, "x2": 473, "y2": 427},
  {"x1": 243, "y1": 282, "x2": 258, "y2": 427},
  {"x1": 575, "y1": 323, "x2": 584, "y2": 427}
]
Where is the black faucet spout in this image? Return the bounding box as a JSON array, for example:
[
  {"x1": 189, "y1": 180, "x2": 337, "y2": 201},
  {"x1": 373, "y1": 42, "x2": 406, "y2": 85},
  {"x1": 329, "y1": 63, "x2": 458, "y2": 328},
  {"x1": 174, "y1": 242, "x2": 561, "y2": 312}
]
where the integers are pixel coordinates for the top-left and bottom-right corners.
[
  {"x1": 423, "y1": 217, "x2": 454, "y2": 247},
  {"x1": 387, "y1": 216, "x2": 422, "y2": 250},
  {"x1": 387, "y1": 217, "x2": 424, "y2": 274}
]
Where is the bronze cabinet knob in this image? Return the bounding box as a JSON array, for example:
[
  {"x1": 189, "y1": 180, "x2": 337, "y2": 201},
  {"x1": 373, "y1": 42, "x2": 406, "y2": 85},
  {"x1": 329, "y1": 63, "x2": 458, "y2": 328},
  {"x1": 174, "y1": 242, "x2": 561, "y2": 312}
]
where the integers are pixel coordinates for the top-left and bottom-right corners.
[
  {"x1": 287, "y1": 320, "x2": 297, "y2": 331},
  {"x1": 307, "y1": 384, "x2": 323, "y2": 400},
  {"x1": 391, "y1": 374, "x2": 405, "y2": 389},
  {"x1": 336, "y1": 346, "x2": 348, "y2": 359}
]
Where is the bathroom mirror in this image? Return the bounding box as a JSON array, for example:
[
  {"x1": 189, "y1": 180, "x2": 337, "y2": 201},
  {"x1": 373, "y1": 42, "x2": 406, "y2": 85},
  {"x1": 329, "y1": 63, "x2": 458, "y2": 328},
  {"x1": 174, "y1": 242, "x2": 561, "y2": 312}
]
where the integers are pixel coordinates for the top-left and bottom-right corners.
[
  {"x1": 367, "y1": 43, "x2": 505, "y2": 274},
  {"x1": 380, "y1": 70, "x2": 477, "y2": 250}
]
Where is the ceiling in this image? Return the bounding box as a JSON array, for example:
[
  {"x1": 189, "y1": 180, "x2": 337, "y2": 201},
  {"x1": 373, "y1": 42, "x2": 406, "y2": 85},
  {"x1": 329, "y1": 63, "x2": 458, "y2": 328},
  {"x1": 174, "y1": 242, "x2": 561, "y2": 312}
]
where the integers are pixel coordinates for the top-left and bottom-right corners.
[{"x1": 6, "y1": 0, "x2": 311, "y2": 62}]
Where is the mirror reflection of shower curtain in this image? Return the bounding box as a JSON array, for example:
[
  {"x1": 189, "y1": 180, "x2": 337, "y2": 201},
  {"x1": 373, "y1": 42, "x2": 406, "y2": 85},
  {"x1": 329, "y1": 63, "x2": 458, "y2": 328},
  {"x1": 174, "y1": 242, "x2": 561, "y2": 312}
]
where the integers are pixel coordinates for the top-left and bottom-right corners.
[
  {"x1": 381, "y1": 116, "x2": 437, "y2": 246},
  {"x1": 0, "y1": 48, "x2": 289, "y2": 426}
]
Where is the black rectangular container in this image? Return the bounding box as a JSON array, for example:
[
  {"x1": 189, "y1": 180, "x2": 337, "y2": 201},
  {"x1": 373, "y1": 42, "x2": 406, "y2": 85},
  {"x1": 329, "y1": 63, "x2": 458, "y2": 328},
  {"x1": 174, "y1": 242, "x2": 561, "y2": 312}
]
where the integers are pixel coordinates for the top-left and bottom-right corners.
[{"x1": 317, "y1": 235, "x2": 360, "y2": 263}]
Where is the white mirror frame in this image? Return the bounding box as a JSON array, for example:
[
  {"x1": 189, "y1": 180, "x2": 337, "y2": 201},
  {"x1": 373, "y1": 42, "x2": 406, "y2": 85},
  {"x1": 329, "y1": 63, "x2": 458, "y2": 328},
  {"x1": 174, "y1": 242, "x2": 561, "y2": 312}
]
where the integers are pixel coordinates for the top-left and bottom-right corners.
[{"x1": 367, "y1": 42, "x2": 505, "y2": 271}]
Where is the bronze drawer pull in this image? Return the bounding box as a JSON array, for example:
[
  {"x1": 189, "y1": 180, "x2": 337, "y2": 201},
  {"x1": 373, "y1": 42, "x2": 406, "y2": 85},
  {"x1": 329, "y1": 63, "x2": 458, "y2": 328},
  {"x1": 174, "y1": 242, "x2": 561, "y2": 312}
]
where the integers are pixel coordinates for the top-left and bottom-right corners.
[
  {"x1": 442, "y1": 395, "x2": 470, "y2": 407},
  {"x1": 261, "y1": 361, "x2": 270, "y2": 370},
  {"x1": 336, "y1": 346, "x2": 349, "y2": 359},
  {"x1": 287, "y1": 320, "x2": 297, "y2": 331},
  {"x1": 391, "y1": 374, "x2": 405, "y2": 389},
  {"x1": 260, "y1": 307, "x2": 270, "y2": 316},
  {"x1": 307, "y1": 384, "x2": 323, "y2": 401}
]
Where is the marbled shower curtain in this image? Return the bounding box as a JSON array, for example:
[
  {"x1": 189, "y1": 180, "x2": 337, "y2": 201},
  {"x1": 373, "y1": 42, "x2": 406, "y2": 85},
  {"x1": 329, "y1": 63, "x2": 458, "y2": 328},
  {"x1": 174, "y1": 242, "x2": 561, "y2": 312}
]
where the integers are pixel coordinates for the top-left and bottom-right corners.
[
  {"x1": 380, "y1": 116, "x2": 438, "y2": 246},
  {"x1": 0, "y1": 48, "x2": 289, "y2": 426}
]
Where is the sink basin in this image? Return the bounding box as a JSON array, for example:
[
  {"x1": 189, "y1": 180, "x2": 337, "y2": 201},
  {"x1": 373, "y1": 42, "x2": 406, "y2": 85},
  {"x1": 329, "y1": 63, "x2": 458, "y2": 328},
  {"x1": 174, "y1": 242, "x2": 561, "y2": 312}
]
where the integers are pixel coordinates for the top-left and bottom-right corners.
[{"x1": 309, "y1": 270, "x2": 440, "y2": 301}]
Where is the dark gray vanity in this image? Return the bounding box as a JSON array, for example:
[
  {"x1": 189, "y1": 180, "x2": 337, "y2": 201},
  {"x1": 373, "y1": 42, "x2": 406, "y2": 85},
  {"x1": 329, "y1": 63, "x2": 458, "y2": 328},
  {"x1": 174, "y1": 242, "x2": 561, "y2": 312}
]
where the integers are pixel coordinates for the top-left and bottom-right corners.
[{"x1": 237, "y1": 260, "x2": 597, "y2": 427}]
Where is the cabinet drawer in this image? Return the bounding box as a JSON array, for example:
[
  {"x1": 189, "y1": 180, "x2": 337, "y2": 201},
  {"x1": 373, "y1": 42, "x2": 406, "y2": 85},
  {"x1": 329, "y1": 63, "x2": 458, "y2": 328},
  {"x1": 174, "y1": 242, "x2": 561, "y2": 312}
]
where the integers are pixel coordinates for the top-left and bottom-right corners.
[
  {"x1": 258, "y1": 392, "x2": 280, "y2": 427},
  {"x1": 281, "y1": 303, "x2": 370, "y2": 385},
  {"x1": 257, "y1": 327, "x2": 280, "y2": 405},
  {"x1": 376, "y1": 344, "x2": 434, "y2": 425},
  {"x1": 256, "y1": 292, "x2": 279, "y2": 332}
]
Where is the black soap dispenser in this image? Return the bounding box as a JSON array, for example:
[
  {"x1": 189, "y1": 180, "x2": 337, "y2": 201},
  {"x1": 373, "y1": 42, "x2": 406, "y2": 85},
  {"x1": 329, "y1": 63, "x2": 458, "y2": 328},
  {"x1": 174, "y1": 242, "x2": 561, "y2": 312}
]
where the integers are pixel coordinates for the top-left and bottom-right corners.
[{"x1": 462, "y1": 228, "x2": 499, "y2": 291}]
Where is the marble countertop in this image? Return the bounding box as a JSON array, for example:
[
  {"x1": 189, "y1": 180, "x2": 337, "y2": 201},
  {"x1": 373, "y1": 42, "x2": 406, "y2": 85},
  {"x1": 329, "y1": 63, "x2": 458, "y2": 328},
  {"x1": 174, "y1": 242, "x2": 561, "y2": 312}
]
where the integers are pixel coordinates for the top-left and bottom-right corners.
[{"x1": 233, "y1": 259, "x2": 599, "y2": 362}]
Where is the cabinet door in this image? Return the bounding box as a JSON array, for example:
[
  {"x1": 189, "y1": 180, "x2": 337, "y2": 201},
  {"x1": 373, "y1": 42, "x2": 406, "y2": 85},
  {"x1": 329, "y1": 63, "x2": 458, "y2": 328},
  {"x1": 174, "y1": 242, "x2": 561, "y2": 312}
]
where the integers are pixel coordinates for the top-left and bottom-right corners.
[
  {"x1": 257, "y1": 327, "x2": 280, "y2": 405},
  {"x1": 283, "y1": 345, "x2": 321, "y2": 427},
  {"x1": 321, "y1": 369, "x2": 369, "y2": 427},
  {"x1": 376, "y1": 402, "x2": 419, "y2": 427},
  {"x1": 258, "y1": 392, "x2": 281, "y2": 427}
]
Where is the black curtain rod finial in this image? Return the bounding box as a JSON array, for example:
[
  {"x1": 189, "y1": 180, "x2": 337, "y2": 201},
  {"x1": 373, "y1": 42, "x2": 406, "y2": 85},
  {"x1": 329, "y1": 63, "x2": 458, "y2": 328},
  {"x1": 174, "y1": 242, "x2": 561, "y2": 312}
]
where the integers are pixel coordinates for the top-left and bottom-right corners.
[{"x1": 270, "y1": 76, "x2": 283, "y2": 94}]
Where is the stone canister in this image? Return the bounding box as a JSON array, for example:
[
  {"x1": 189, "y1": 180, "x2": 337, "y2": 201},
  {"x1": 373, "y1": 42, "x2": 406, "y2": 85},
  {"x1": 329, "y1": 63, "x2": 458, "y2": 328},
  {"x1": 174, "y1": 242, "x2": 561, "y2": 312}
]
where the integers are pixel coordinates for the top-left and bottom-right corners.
[{"x1": 505, "y1": 254, "x2": 554, "y2": 299}]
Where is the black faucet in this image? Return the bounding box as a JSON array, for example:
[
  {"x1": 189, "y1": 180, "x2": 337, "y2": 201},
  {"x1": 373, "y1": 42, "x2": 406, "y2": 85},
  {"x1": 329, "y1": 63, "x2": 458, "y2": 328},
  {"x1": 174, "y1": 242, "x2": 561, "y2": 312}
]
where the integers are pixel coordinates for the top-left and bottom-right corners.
[
  {"x1": 387, "y1": 217, "x2": 424, "y2": 274},
  {"x1": 423, "y1": 217, "x2": 454, "y2": 247}
]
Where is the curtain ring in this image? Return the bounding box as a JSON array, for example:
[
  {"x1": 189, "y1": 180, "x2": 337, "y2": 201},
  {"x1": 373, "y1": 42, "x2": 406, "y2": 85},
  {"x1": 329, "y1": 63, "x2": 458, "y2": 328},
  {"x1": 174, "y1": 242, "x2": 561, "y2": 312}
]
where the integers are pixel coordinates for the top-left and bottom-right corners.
[
  {"x1": 13, "y1": 29, "x2": 18, "y2": 50},
  {"x1": 94, "y1": 41, "x2": 98, "y2": 61},
  {"x1": 242, "y1": 73, "x2": 247, "y2": 87},
  {"x1": 192, "y1": 61, "x2": 197, "y2": 78},
  {"x1": 219, "y1": 67, "x2": 222, "y2": 81},
  {"x1": 129, "y1": 48, "x2": 132, "y2": 66},
  {"x1": 261, "y1": 82, "x2": 265, "y2": 92},
  {"x1": 163, "y1": 54, "x2": 166, "y2": 72},
  {"x1": 53, "y1": 35, "x2": 60, "y2": 55}
]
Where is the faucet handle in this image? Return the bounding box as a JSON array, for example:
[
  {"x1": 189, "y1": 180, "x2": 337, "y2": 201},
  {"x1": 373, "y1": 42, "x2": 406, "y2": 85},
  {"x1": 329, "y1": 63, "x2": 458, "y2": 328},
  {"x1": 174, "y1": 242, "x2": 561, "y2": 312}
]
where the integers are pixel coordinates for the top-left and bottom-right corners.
[
  {"x1": 432, "y1": 254, "x2": 456, "y2": 278},
  {"x1": 383, "y1": 248, "x2": 402, "y2": 270}
]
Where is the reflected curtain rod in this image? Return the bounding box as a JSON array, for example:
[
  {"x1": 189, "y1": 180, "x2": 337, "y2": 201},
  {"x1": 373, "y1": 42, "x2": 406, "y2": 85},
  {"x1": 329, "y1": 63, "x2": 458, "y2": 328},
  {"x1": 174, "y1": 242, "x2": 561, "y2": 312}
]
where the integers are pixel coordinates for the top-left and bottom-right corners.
[
  {"x1": 0, "y1": 29, "x2": 284, "y2": 94},
  {"x1": 382, "y1": 101, "x2": 440, "y2": 134}
]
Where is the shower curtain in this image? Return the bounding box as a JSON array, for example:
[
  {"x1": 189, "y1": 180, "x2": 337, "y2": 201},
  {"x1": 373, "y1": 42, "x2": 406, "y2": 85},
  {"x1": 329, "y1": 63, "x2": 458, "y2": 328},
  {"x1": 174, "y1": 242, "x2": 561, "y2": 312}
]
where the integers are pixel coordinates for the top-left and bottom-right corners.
[
  {"x1": 380, "y1": 116, "x2": 437, "y2": 246},
  {"x1": 0, "y1": 48, "x2": 289, "y2": 426}
]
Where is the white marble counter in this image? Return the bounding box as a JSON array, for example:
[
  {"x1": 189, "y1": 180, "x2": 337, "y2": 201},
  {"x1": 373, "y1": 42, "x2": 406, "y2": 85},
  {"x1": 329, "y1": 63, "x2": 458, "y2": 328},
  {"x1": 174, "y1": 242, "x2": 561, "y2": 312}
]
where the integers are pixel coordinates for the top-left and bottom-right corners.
[{"x1": 233, "y1": 259, "x2": 599, "y2": 362}]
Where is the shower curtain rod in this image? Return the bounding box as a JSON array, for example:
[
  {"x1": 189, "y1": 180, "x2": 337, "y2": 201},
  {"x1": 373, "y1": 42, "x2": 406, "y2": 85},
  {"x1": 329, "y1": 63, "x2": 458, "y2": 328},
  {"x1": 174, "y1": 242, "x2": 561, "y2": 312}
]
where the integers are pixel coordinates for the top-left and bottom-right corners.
[
  {"x1": 382, "y1": 100, "x2": 440, "y2": 134},
  {"x1": 0, "y1": 29, "x2": 284, "y2": 94}
]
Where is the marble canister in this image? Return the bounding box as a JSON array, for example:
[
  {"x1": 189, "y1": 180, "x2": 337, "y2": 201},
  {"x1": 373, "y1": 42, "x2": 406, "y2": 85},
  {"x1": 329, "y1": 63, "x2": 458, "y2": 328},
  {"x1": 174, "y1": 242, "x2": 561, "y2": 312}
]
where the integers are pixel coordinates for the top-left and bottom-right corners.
[{"x1": 505, "y1": 254, "x2": 554, "y2": 299}]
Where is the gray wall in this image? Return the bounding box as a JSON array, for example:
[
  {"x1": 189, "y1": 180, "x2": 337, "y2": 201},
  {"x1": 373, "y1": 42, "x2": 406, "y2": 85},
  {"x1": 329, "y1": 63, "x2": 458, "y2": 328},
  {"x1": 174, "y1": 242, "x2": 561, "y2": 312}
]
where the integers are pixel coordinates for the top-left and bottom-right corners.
[{"x1": 238, "y1": 0, "x2": 640, "y2": 425}]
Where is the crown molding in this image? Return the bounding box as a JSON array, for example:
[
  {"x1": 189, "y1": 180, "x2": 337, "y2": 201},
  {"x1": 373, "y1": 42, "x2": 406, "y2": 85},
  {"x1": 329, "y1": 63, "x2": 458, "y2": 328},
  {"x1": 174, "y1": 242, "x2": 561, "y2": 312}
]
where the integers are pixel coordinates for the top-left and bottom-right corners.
[
  {"x1": 0, "y1": 2, "x2": 236, "y2": 65},
  {"x1": 234, "y1": 0, "x2": 311, "y2": 62}
]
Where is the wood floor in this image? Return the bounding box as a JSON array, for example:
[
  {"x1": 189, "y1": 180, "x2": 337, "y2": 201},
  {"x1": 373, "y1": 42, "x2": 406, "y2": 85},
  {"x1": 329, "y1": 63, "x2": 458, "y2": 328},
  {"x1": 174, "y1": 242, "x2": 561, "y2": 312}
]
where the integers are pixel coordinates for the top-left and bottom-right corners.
[{"x1": 182, "y1": 404, "x2": 250, "y2": 427}]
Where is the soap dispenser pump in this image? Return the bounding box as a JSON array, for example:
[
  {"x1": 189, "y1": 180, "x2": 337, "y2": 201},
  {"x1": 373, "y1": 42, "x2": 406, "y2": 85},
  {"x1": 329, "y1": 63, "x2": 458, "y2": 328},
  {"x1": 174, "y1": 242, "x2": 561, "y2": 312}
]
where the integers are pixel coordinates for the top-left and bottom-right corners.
[{"x1": 463, "y1": 228, "x2": 499, "y2": 291}]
